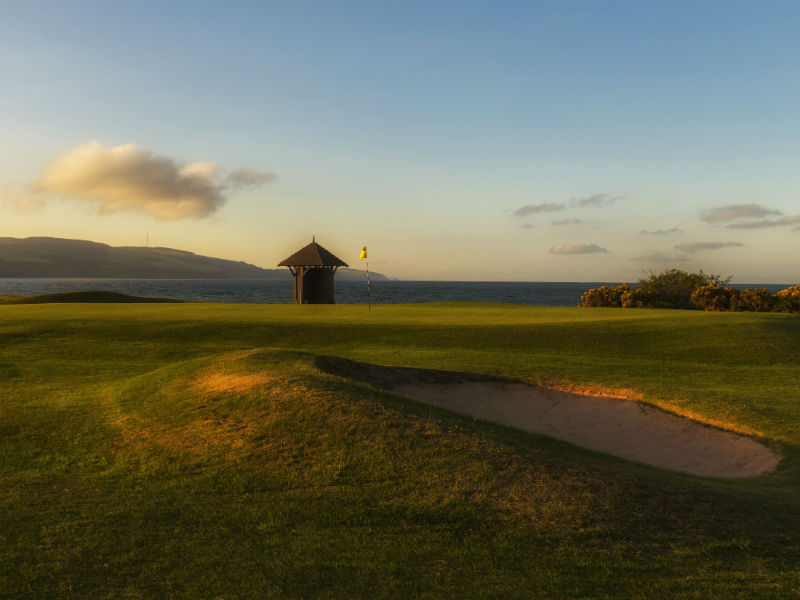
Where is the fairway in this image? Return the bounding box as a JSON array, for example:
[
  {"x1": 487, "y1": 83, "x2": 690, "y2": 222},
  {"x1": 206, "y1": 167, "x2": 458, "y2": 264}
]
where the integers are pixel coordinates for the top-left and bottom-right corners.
[{"x1": 1, "y1": 302, "x2": 799, "y2": 598}]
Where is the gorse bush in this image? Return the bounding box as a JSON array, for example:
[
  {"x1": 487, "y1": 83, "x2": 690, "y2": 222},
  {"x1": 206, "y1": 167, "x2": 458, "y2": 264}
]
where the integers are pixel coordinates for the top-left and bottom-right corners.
[
  {"x1": 581, "y1": 269, "x2": 799, "y2": 313},
  {"x1": 776, "y1": 285, "x2": 800, "y2": 313},
  {"x1": 637, "y1": 269, "x2": 729, "y2": 310},
  {"x1": 581, "y1": 269, "x2": 728, "y2": 310},
  {"x1": 689, "y1": 284, "x2": 736, "y2": 312},
  {"x1": 734, "y1": 287, "x2": 776, "y2": 312},
  {"x1": 691, "y1": 285, "x2": 796, "y2": 313},
  {"x1": 579, "y1": 284, "x2": 631, "y2": 308}
]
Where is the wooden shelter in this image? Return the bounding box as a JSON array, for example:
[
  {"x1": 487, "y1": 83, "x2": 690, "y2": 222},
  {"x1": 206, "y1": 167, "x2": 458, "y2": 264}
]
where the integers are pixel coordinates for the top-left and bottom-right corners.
[{"x1": 278, "y1": 238, "x2": 348, "y2": 304}]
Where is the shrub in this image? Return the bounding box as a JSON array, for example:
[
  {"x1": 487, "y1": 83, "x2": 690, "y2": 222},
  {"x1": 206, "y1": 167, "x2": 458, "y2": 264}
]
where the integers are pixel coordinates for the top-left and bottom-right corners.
[
  {"x1": 733, "y1": 287, "x2": 777, "y2": 312},
  {"x1": 581, "y1": 270, "x2": 798, "y2": 314},
  {"x1": 690, "y1": 284, "x2": 738, "y2": 311},
  {"x1": 620, "y1": 286, "x2": 644, "y2": 308},
  {"x1": 638, "y1": 269, "x2": 729, "y2": 310},
  {"x1": 580, "y1": 284, "x2": 630, "y2": 308},
  {"x1": 776, "y1": 285, "x2": 800, "y2": 313}
]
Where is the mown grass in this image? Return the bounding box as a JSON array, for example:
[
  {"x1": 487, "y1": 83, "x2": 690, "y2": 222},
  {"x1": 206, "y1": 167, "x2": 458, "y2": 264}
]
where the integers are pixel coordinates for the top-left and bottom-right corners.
[{"x1": 1, "y1": 302, "x2": 799, "y2": 598}]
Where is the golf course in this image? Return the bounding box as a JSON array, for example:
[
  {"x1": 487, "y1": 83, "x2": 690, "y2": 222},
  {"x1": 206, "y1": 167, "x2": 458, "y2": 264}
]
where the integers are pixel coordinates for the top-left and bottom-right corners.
[{"x1": 1, "y1": 300, "x2": 799, "y2": 598}]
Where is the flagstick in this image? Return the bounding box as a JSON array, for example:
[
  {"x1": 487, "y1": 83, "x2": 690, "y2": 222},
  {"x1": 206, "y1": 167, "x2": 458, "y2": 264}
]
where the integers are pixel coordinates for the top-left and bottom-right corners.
[{"x1": 365, "y1": 259, "x2": 371, "y2": 311}]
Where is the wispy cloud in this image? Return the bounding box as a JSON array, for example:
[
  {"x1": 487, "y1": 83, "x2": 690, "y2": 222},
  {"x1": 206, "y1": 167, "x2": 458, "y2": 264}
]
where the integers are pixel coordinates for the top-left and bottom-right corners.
[
  {"x1": 726, "y1": 215, "x2": 800, "y2": 229},
  {"x1": 512, "y1": 203, "x2": 565, "y2": 217},
  {"x1": 701, "y1": 203, "x2": 781, "y2": 224},
  {"x1": 552, "y1": 218, "x2": 582, "y2": 226},
  {"x1": 640, "y1": 227, "x2": 682, "y2": 235},
  {"x1": 549, "y1": 243, "x2": 608, "y2": 255},
  {"x1": 3, "y1": 141, "x2": 275, "y2": 220},
  {"x1": 520, "y1": 223, "x2": 537, "y2": 230},
  {"x1": 674, "y1": 241, "x2": 745, "y2": 253},
  {"x1": 633, "y1": 252, "x2": 689, "y2": 262},
  {"x1": 226, "y1": 167, "x2": 278, "y2": 187},
  {"x1": 571, "y1": 193, "x2": 621, "y2": 208},
  {"x1": 512, "y1": 193, "x2": 621, "y2": 219}
]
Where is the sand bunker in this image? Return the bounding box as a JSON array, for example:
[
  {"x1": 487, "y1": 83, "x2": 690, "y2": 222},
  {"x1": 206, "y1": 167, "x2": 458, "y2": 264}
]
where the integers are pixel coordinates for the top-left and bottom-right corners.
[
  {"x1": 393, "y1": 380, "x2": 779, "y2": 478},
  {"x1": 315, "y1": 357, "x2": 779, "y2": 478}
]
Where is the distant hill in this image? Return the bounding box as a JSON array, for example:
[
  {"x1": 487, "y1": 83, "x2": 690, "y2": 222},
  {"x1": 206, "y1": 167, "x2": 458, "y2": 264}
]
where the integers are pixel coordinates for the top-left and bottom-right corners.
[{"x1": 0, "y1": 237, "x2": 386, "y2": 280}]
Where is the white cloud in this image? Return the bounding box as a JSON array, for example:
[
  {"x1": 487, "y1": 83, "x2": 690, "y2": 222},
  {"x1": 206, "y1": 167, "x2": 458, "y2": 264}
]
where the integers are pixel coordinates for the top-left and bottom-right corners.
[
  {"x1": 633, "y1": 252, "x2": 689, "y2": 262},
  {"x1": 701, "y1": 203, "x2": 781, "y2": 224},
  {"x1": 549, "y1": 243, "x2": 608, "y2": 255},
  {"x1": 726, "y1": 215, "x2": 800, "y2": 229},
  {"x1": 571, "y1": 193, "x2": 621, "y2": 208},
  {"x1": 512, "y1": 193, "x2": 620, "y2": 221},
  {"x1": 512, "y1": 202, "x2": 565, "y2": 217},
  {"x1": 674, "y1": 241, "x2": 745, "y2": 253},
  {"x1": 226, "y1": 167, "x2": 278, "y2": 187},
  {"x1": 6, "y1": 141, "x2": 276, "y2": 220},
  {"x1": 1, "y1": 182, "x2": 46, "y2": 212},
  {"x1": 640, "y1": 228, "x2": 682, "y2": 235}
]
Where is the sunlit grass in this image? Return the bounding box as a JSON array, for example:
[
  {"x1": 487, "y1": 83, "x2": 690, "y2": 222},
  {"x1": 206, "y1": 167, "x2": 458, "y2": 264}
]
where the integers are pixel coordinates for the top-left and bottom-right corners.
[{"x1": 1, "y1": 302, "x2": 799, "y2": 597}]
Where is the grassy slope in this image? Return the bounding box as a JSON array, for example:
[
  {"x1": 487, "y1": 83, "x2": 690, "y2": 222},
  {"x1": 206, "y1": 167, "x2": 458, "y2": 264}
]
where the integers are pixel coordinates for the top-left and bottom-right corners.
[{"x1": 0, "y1": 302, "x2": 799, "y2": 598}]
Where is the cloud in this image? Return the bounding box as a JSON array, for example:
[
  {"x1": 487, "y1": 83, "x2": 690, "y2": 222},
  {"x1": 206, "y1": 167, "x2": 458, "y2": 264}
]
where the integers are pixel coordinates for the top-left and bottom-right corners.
[
  {"x1": 1, "y1": 182, "x2": 46, "y2": 212},
  {"x1": 640, "y1": 227, "x2": 682, "y2": 235},
  {"x1": 226, "y1": 167, "x2": 278, "y2": 187},
  {"x1": 571, "y1": 193, "x2": 621, "y2": 208},
  {"x1": 726, "y1": 214, "x2": 800, "y2": 229},
  {"x1": 701, "y1": 203, "x2": 782, "y2": 224},
  {"x1": 512, "y1": 202, "x2": 565, "y2": 217},
  {"x1": 552, "y1": 218, "x2": 582, "y2": 226},
  {"x1": 7, "y1": 141, "x2": 275, "y2": 220},
  {"x1": 633, "y1": 252, "x2": 689, "y2": 262},
  {"x1": 549, "y1": 243, "x2": 608, "y2": 255},
  {"x1": 520, "y1": 223, "x2": 537, "y2": 229},
  {"x1": 674, "y1": 241, "x2": 745, "y2": 253},
  {"x1": 512, "y1": 193, "x2": 620, "y2": 219}
]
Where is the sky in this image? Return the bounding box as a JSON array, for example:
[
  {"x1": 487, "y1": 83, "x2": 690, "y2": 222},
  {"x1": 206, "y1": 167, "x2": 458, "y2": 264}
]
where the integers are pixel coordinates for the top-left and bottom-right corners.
[{"x1": 1, "y1": 0, "x2": 799, "y2": 283}]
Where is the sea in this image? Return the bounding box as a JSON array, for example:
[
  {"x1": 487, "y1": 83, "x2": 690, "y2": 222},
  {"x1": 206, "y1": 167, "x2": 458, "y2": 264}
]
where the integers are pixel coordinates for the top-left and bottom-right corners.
[{"x1": 0, "y1": 279, "x2": 791, "y2": 307}]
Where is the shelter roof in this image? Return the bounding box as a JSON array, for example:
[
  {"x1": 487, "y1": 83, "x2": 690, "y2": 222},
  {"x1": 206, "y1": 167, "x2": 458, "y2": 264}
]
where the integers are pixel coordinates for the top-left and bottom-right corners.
[{"x1": 278, "y1": 240, "x2": 348, "y2": 267}]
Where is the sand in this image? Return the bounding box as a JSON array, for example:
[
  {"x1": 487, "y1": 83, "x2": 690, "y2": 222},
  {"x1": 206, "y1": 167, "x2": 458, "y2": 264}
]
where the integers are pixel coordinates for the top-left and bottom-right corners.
[{"x1": 393, "y1": 380, "x2": 779, "y2": 478}]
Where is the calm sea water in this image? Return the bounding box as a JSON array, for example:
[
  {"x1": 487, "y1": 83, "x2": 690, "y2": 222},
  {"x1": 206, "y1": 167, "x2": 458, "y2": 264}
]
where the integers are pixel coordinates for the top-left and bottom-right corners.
[{"x1": 0, "y1": 279, "x2": 791, "y2": 306}]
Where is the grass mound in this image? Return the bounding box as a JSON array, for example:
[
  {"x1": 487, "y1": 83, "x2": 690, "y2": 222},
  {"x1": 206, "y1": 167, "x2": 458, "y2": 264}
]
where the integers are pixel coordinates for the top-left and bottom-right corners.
[{"x1": 0, "y1": 289, "x2": 182, "y2": 304}]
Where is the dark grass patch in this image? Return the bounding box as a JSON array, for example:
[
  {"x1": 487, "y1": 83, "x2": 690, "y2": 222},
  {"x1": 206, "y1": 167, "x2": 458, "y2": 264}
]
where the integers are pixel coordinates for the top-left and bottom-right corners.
[
  {"x1": 0, "y1": 289, "x2": 182, "y2": 304},
  {"x1": 314, "y1": 354, "x2": 512, "y2": 389}
]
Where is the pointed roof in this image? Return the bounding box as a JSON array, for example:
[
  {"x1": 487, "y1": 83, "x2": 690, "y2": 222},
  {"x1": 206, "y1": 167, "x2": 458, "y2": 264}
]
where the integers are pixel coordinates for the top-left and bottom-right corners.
[{"x1": 278, "y1": 239, "x2": 348, "y2": 267}]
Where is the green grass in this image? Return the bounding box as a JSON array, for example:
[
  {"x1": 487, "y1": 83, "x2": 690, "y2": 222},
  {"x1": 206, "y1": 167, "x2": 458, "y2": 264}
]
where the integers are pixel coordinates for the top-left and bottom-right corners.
[{"x1": 1, "y1": 302, "x2": 799, "y2": 598}]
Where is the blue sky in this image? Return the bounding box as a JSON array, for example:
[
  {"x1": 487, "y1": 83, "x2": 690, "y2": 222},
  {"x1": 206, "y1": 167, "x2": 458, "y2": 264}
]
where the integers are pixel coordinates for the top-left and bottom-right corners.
[{"x1": 2, "y1": 1, "x2": 799, "y2": 282}]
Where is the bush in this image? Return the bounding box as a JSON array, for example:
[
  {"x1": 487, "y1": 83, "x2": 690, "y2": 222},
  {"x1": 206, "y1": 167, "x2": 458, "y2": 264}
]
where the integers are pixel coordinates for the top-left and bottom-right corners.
[
  {"x1": 638, "y1": 269, "x2": 729, "y2": 310},
  {"x1": 581, "y1": 269, "x2": 729, "y2": 309},
  {"x1": 690, "y1": 284, "x2": 738, "y2": 311},
  {"x1": 776, "y1": 285, "x2": 800, "y2": 313},
  {"x1": 582, "y1": 269, "x2": 799, "y2": 314},
  {"x1": 733, "y1": 287, "x2": 776, "y2": 312},
  {"x1": 580, "y1": 284, "x2": 630, "y2": 308},
  {"x1": 620, "y1": 287, "x2": 644, "y2": 308}
]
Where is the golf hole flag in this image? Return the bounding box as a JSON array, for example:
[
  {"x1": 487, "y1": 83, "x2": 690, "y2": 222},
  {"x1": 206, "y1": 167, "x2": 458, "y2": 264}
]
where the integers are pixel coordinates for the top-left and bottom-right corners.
[{"x1": 360, "y1": 246, "x2": 371, "y2": 309}]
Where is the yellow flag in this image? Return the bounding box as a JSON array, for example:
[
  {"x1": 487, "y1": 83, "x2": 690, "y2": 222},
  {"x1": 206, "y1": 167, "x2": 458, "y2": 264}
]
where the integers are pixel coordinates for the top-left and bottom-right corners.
[{"x1": 359, "y1": 246, "x2": 367, "y2": 260}]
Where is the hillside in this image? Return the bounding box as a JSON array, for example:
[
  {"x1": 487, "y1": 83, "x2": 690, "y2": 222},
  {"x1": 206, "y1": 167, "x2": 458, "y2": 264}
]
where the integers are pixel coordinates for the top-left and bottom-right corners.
[{"x1": 0, "y1": 237, "x2": 385, "y2": 280}]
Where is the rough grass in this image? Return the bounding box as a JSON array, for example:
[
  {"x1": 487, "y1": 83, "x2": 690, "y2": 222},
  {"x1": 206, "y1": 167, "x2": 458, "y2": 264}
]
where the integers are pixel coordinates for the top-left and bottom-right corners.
[{"x1": 1, "y1": 302, "x2": 799, "y2": 598}]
